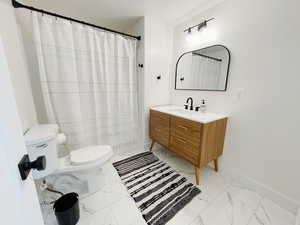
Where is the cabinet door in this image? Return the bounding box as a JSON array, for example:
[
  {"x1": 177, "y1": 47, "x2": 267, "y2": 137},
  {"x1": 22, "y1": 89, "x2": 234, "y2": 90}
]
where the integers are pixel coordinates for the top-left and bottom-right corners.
[{"x1": 150, "y1": 110, "x2": 170, "y2": 147}]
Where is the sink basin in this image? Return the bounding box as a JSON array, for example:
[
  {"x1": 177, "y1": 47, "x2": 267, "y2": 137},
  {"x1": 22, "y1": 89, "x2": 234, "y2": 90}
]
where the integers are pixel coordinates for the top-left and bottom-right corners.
[
  {"x1": 167, "y1": 108, "x2": 188, "y2": 113},
  {"x1": 168, "y1": 108, "x2": 201, "y2": 116},
  {"x1": 167, "y1": 107, "x2": 204, "y2": 115},
  {"x1": 151, "y1": 105, "x2": 228, "y2": 124}
]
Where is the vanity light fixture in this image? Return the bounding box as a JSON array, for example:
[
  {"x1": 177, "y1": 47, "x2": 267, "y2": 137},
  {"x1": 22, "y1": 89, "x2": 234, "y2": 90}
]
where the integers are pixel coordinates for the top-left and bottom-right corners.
[
  {"x1": 198, "y1": 21, "x2": 207, "y2": 31},
  {"x1": 184, "y1": 18, "x2": 215, "y2": 34}
]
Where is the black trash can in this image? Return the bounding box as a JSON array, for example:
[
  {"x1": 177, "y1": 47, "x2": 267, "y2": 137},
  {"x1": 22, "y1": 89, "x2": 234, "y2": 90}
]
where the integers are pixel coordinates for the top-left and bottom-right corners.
[{"x1": 53, "y1": 193, "x2": 80, "y2": 225}]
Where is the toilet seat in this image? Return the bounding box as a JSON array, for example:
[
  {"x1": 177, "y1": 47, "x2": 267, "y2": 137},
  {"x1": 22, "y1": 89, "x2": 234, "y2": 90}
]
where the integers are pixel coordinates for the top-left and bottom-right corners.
[
  {"x1": 70, "y1": 145, "x2": 111, "y2": 165},
  {"x1": 55, "y1": 145, "x2": 113, "y2": 174}
]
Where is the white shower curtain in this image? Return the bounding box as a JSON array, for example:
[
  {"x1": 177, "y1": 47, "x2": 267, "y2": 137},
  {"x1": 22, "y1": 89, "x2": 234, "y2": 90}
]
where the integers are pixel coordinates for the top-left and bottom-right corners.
[
  {"x1": 190, "y1": 55, "x2": 221, "y2": 89},
  {"x1": 32, "y1": 12, "x2": 142, "y2": 153}
]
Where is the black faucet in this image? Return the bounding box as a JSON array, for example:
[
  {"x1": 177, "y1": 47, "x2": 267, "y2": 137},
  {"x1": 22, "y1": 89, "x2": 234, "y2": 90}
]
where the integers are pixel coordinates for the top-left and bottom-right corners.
[{"x1": 185, "y1": 97, "x2": 194, "y2": 110}]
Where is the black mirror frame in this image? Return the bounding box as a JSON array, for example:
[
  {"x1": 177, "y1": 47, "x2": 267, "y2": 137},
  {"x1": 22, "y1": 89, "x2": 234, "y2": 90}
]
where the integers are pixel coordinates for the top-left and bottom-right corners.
[{"x1": 175, "y1": 44, "x2": 231, "y2": 91}]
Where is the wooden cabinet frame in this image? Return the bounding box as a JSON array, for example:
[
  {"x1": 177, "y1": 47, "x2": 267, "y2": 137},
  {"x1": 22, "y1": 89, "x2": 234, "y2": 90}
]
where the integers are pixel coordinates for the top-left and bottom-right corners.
[{"x1": 149, "y1": 109, "x2": 227, "y2": 185}]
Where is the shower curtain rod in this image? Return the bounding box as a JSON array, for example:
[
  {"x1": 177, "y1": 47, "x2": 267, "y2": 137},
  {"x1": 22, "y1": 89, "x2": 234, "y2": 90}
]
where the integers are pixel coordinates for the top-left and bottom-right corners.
[
  {"x1": 11, "y1": 0, "x2": 141, "y2": 41},
  {"x1": 192, "y1": 52, "x2": 222, "y2": 62}
]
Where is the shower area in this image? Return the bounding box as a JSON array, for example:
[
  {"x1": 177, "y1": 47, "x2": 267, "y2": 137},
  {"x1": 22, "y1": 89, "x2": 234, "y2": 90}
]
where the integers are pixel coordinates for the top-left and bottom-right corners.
[{"x1": 16, "y1": 7, "x2": 144, "y2": 156}]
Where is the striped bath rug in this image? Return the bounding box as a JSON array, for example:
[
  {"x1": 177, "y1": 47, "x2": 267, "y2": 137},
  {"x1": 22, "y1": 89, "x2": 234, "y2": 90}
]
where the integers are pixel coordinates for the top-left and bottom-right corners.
[{"x1": 112, "y1": 152, "x2": 201, "y2": 225}]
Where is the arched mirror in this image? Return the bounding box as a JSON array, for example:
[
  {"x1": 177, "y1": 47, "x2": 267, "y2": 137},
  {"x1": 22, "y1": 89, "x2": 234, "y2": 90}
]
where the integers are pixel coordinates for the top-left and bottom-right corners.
[{"x1": 175, "y1": 45, "x2": 231, "y2": 91}]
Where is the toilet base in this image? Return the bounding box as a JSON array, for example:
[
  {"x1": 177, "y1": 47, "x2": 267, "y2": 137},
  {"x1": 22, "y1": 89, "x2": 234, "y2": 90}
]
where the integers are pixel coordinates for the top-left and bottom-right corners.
[
  {"x1": 71, "y1": 168, "x2": 106, "y2": 198},
  {"x1": 43, "y1": 167, "x2": 106, "y2": 199},
  {"x1": 44, "y1": 145, "x2": 113, "y2": 198}
]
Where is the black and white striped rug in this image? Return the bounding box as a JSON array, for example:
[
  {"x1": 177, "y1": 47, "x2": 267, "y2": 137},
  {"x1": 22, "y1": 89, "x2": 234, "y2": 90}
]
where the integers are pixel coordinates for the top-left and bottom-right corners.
[{"x1": 112, "y1": 152, "x2": 201, "y2": 225}]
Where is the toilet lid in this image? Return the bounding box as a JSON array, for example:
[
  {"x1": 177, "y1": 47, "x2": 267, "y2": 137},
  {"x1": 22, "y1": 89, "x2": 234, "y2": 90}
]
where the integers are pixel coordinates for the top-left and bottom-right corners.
[{"x1": 70, "y1": 145, "x2": 112, "y2": 165}]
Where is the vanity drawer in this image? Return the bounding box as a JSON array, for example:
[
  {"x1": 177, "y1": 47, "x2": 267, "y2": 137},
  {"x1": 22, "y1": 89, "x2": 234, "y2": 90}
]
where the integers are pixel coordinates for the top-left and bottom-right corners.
[
  {"x1": 171, "y1": 116, "x2": 201, "y2": 143},
  {"x1": 169, "y1": 135, "x2": 199, "y2": 164}
]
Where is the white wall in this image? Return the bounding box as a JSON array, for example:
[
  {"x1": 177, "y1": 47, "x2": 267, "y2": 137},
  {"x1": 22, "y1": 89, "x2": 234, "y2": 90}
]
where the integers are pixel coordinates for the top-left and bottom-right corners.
[
  {"x1": 0, "y1": 36, "x2": 44, "y2": 225},
  {"x1": 0, "y1": 0, "x2": 37, "y2": 132},
  {"x1": 126, "y1": 14, "x2": 173, "y2": 145},
  {"x1": 143, "y1": 14, "x2": 173, "y2": 144},
  {"x1": 171, "y1": 0, "x2": 300, "y2": 208}
]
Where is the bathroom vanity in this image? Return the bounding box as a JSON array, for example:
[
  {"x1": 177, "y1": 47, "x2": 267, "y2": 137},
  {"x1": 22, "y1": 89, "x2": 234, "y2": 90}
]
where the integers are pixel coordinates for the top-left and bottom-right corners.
[{"x1": 149, "y1": 105, "x2": 228, "y2": 184}]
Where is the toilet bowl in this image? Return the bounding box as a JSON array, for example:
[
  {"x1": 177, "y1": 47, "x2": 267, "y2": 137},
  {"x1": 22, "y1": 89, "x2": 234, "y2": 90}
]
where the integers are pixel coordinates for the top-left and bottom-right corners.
[
  {"x1": 25, "y1": 124, "x2": 113, "y2": 196},
  {"x1": 54, "y1": 145, "x2": 114, "y2": 196},
  {"x1": 56, "y1": 145, "x2": 113, "y2": 173}
]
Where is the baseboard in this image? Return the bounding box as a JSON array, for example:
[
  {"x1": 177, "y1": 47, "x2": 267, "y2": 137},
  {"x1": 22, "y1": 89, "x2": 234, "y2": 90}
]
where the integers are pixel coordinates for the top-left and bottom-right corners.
[{"x1": 220, "y1": 167, "x2": 300, "y2": 215}]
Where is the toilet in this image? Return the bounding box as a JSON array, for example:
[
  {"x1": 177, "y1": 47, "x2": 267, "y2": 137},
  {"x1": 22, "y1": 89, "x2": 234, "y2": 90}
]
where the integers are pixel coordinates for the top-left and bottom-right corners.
[{"x1": 24, "y1": 124, "x2": 113, "y2": 196}]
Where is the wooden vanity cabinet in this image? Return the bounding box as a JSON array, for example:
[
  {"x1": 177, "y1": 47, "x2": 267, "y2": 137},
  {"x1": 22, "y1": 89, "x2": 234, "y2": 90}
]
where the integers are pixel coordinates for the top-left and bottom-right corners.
[{"x1": 149, "y1": 109, "x2": 227, "y2": 185}]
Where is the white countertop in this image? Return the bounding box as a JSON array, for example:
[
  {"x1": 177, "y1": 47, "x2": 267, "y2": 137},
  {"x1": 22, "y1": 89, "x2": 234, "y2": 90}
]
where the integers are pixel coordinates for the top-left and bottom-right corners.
[{"x1": 150, "y1": 105, "x2": 228, "y2": 124}]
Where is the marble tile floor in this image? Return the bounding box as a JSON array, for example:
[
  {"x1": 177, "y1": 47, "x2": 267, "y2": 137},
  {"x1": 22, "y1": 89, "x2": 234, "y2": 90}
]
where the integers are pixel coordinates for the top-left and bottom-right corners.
[{"x1": 41, "y1": 147, "x2": 297, "y2": 225}]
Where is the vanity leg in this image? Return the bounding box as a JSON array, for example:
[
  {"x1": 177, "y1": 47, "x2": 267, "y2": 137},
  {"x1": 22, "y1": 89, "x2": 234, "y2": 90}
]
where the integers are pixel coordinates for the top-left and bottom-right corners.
[
  {"x1": 213, "y1": 158, "x2": 219, "y2": 172},
  {"x1": 149, "y1": 140, "x2": 155, "y2": 152},
  {"x1": 194, "y1": 167, "x2": 200, "y2": 185}
]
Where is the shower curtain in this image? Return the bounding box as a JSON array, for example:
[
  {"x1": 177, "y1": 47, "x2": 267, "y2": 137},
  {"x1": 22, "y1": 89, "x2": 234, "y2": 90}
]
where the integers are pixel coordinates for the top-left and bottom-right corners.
[
  {"x1": 31, "y1": 12, "x2": 142, "y2": 154},
  {"x1": 190, "y1": 55, "x2": 221, "y2": 89}
]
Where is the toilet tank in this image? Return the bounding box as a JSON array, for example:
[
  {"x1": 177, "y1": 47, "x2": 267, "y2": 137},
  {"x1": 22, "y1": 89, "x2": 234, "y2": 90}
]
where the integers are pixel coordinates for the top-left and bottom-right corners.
[{"x1": 24, "y1": 124, "x2": 59, "y2": 179}]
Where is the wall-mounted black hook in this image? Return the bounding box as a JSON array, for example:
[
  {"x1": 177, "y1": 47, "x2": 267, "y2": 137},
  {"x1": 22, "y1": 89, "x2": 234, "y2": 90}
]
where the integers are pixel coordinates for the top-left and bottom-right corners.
[
  {"x1": 180, "y1": 77, "x2": 184, "y2": 81},
  {"x1": 138, "y1": 64, "x2": 143, "y2": 68},
  {"x1": 157, "y1": 75, "x2": 161, "y2": 80}
]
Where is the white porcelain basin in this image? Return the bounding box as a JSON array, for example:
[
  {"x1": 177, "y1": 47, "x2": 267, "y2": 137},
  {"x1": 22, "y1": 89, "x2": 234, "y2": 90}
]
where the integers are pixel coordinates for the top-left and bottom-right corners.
[
  {"x1": 151, "y1": 105, "x2": 228, "y2": 124},
  {"x1": 167, "y1": 108, "x2": 200, "y2": 117},
  {"x1": 167, "y1": 108, "x2": 188, "y2": 114}
]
